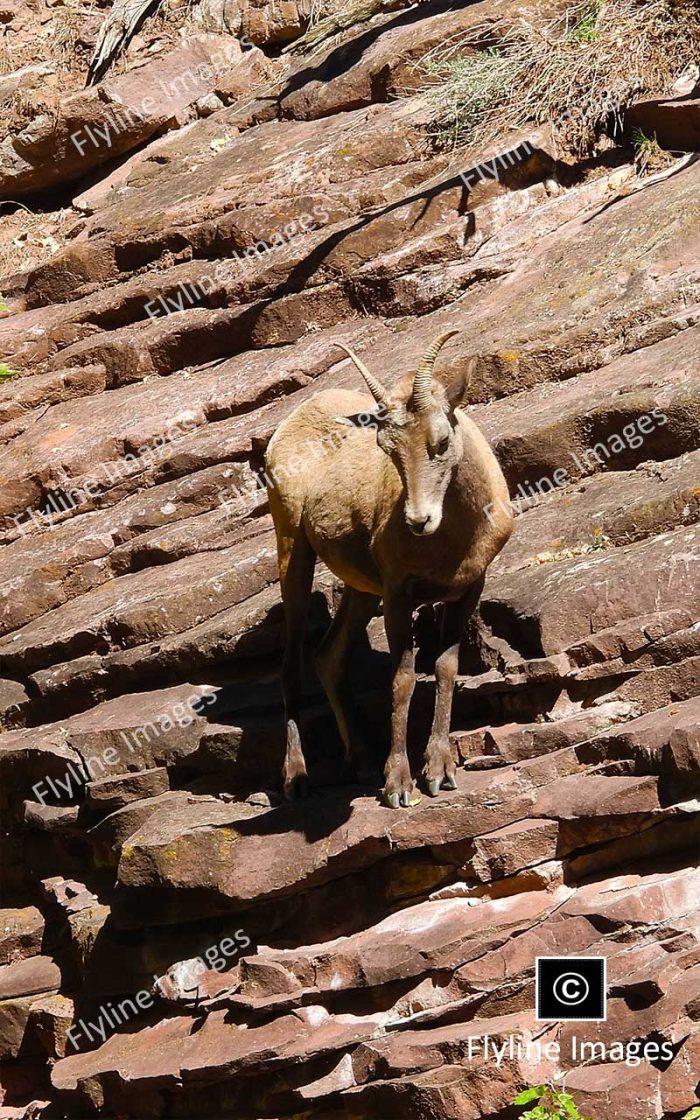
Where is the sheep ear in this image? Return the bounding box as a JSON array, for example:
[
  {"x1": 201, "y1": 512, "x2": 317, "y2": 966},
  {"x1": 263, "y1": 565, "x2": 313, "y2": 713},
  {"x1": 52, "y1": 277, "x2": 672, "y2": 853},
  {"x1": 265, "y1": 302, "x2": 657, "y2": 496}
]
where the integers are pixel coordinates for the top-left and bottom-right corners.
[
  {"x1": 443, "y1": 378, "x2": 466, "y2": 414},
  {"x1": 444, "y1": 357, "x2": 477, "y2": 414}
]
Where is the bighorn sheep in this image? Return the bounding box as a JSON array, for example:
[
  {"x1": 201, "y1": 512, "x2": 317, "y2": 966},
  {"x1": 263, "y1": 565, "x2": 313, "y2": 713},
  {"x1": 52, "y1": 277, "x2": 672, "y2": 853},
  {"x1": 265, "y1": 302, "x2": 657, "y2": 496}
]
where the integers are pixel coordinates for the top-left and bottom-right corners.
[{"x1": 266, "y1": 330, "x2": 513, "y2": 806}]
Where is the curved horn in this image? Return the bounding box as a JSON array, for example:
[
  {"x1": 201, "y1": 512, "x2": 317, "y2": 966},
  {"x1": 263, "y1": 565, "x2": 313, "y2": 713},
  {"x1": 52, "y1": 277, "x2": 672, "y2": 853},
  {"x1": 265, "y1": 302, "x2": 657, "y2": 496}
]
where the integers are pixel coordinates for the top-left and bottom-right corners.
[
  {"x1": 336, "y1": 343, "x2": 387, "y2": 406},
  {"x1": 412, "y1": 329, "x2": 459, "y2": 413}
]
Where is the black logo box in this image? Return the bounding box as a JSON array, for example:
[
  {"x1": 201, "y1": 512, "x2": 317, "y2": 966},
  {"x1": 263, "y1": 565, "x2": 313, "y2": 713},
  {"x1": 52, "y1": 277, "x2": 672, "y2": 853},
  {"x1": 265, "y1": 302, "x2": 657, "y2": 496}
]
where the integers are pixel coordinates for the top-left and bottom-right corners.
[{"x1": 536, "y1": 957, "x2": 607, "y2": 1022}]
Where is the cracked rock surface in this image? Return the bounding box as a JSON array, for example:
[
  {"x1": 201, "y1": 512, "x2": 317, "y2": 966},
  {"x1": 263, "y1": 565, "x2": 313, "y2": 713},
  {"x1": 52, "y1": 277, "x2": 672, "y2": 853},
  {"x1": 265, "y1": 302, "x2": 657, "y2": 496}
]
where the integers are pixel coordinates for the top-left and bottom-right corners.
[{"x1": 0, "y1": 0, "x2": 699, "y2": 1117}]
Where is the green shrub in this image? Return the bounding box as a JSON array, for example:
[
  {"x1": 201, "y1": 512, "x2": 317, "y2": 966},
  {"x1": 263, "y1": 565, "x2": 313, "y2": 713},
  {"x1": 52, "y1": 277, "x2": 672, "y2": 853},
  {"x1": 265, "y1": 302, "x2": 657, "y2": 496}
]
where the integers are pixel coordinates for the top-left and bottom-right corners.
[
  {"x1": 568, "y1": 3, "x2": 601, "y2": 44},
  {"x1": 0, "y1": 362, "x2": 18, "y2": 383},
  {"x1": 513, "y1": 1085, "x2": 590, "y2": 1120}
]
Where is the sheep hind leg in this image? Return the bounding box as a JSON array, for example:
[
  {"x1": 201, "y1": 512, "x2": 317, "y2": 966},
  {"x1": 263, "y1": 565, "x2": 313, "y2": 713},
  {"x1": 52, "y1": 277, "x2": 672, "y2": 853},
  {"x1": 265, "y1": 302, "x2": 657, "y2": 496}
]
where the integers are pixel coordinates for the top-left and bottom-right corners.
[
  {"x1": 315, "y1": 586, "x2": 381, "y2": 787},
  {"x1": 423, "y1": 577, "x2": 484, "y2": 797},
  {"x1": 279, "y1": 528, "x2": 317, "y2": 800}
]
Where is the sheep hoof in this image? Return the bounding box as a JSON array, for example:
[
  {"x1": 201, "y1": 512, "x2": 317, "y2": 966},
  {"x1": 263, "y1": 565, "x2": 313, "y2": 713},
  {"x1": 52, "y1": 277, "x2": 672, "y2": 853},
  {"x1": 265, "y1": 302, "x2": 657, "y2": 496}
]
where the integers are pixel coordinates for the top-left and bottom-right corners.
[
  {"x1": 427, "y1": 778, "x2": 441, "y2": 797},
  {"x1": 385, "y1": 792, "x2": 400, "y2": 809},
  {"x1": 399, "y1": 790, "x2": 412, "y2": 808},
  {"x1": 443, "y1": 773, "x2": 457, "y2": 790}
]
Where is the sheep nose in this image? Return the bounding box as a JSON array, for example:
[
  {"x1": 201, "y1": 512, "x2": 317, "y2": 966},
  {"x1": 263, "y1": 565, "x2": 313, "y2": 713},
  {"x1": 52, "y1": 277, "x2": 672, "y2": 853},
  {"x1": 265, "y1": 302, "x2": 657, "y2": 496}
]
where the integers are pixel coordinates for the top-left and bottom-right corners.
[{"x1": 406, "y1": 512, "x2": 430, "y2": 535}]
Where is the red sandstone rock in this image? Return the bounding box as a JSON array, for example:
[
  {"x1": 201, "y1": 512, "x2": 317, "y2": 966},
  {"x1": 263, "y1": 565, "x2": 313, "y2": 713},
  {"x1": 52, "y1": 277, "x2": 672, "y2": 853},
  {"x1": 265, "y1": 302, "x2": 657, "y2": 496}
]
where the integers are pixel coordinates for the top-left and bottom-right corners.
[
  {"x1": 577, "y1": 694, "x2": 700, "y2": 773},
  {"x1": 26, "y1": 994, "x2": 74, "y2": 1062},
  {"x1": 466, "y1": 818, "x2": 559, "y2": 882},
  {"x1": 0, "y1": 911, "x2": 44, "y2": 968},
  {"x1": 1, "y1": 1, "x2": 700, "y2": 1116},
  {"x1": 0, "y1": 957, "x2": 61, "y2": 1002},
  {"x1": 0, "y1": 36, "x2": 273, "y2": 201}
]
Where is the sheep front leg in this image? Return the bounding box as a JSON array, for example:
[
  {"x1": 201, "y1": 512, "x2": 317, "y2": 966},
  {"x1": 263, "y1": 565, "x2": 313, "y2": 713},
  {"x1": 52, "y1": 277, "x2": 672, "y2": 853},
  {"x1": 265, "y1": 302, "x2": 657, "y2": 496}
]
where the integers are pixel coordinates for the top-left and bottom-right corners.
[
  {"x1": 423, "y1": 578, "x2": 484, "y2": 797},
  {"x1": 383, "y1": 587, "x2": 416, "y2": 808}
]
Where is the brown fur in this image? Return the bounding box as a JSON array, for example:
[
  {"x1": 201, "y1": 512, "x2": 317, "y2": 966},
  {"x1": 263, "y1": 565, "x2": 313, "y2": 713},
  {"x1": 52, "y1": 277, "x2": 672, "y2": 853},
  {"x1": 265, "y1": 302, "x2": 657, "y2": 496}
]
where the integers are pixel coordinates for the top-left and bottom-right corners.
[{"x1": 266, "y1": 338, "x2": 513, "y2": 806}]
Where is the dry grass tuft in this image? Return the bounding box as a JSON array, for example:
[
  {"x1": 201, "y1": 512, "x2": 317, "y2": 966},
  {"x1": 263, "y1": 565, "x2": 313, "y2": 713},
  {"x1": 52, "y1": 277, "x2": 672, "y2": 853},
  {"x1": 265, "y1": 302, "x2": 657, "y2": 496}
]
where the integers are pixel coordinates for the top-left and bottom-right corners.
[
  {"x1": 632, "y1": 125, "x2": 675, "y2": 175},
  {"x1": 51, "y1": 4, "x2": 94, "y2": 74},
  {"x1": 420, "y1": 0, "x2": 700, "y2": 155},
  {"x1": 0, "y1": 0, "x2": 94, "y2": 77}
]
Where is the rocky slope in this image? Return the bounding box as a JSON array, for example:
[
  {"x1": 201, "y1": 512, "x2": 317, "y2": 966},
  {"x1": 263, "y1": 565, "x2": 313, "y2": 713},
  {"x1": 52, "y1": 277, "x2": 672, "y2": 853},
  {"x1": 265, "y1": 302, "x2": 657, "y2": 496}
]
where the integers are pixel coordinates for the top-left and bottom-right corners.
[{"x1": 0, "y1": 1, "x2": 699, "y2": 1117}]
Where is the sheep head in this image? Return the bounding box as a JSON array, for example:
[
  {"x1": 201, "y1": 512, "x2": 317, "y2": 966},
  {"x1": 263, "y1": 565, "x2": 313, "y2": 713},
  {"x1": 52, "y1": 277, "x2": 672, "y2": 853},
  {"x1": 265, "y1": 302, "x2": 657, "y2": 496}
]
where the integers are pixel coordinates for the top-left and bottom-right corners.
[{"x1": 336, "y1": 330, "x2": 465, "y2": 537}]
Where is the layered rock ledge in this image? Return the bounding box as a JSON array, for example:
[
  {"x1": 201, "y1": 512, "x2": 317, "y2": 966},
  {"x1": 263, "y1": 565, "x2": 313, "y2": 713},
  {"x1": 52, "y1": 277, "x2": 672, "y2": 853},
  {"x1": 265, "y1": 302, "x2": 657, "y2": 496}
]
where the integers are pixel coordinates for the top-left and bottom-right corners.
[{"x1": 1, "y1": 1, "x2": 699, "y2": 1117}]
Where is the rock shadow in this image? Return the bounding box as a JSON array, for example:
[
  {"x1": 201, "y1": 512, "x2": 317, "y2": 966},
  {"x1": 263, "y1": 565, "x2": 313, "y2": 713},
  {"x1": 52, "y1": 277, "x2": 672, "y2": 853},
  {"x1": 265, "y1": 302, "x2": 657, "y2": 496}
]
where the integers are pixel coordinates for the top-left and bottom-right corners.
[
  {"x1": 270, "y1": 0, "x2": 471, "y2": 104},
  {"x1": 186, "y1": 589, "x2": 394, "y2": 841}
]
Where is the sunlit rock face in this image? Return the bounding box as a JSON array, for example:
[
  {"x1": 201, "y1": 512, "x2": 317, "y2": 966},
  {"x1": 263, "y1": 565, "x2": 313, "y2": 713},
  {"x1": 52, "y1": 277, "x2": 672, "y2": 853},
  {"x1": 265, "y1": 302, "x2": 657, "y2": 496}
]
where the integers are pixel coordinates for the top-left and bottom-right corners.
[{"x1": 1, "y1": 0, "x2": 699, "y2": 1116}]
